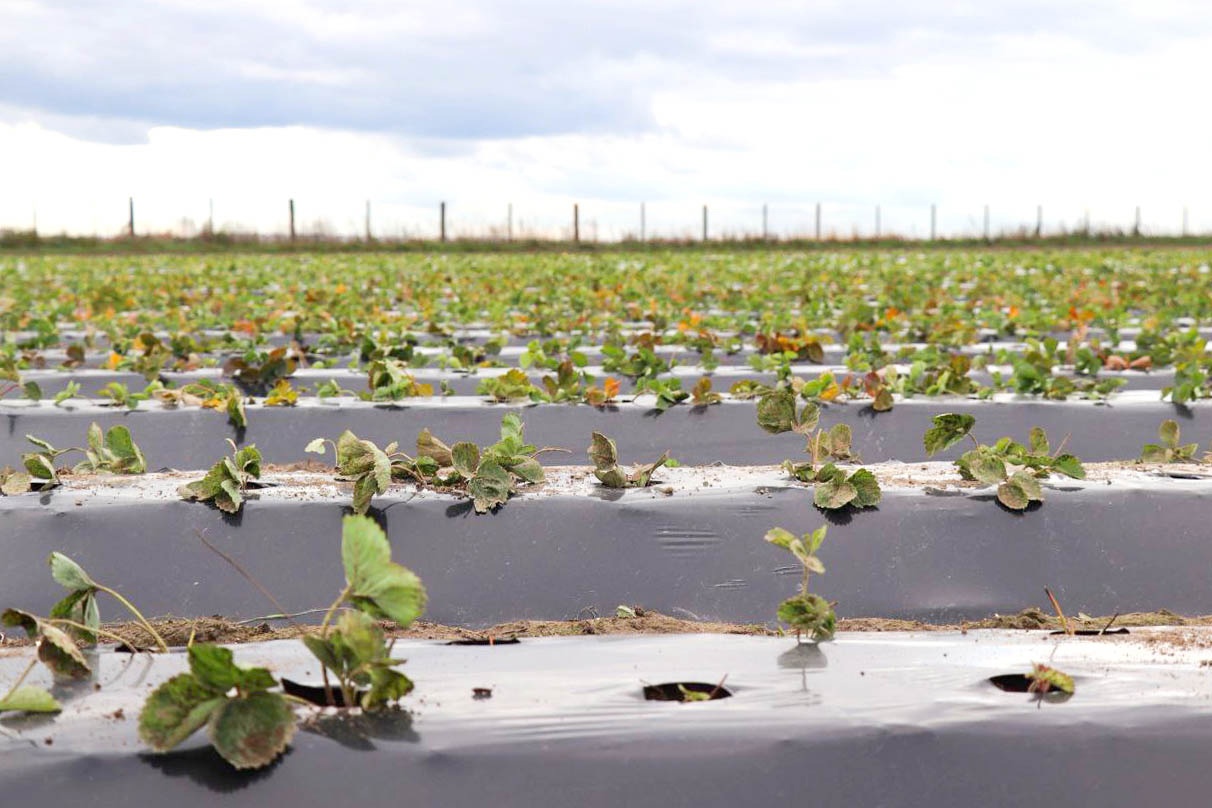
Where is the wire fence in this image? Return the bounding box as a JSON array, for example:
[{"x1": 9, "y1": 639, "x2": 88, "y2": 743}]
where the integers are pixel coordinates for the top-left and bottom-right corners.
[{"x1": 2, "y1": 197, "x2": 1208, "y2": 244}]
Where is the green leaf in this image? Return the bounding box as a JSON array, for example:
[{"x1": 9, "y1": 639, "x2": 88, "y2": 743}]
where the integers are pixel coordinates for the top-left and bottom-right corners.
[
  {"x1": 587, "y1": 432, "x2": 617, "y2": 470},
  {"x1": 1028, "y1": 426, "x2": 1050, "y2": 456},
  {"x1": 304, "y1": 438, "x2": 327, "y2": 455},
  {"x1": 756, "y1": 389, "x2": 797, "y2": 434},
  {"x1": 451, "y1": 442, "x2": 481, "y2": 477},
  {"x1": 417, "y1": 429, "x2": 454, "y2": 467},
  {"x1": 805, "y1": 525, "x2": 827, "y2": 554},
  {"x1": 2, "y1": 609, "x2": 92, "y2": 680},
  {"x1": 872, "y1": 387, "x2": 894, "y2": 411},
  {"x1": 1051, "y1": 454, "x2": 1086, "y2": 479},
  {"x1": 341, "y1": 515, "x2": 428, "y2": 627},
  {"x1": 364, "y1": 667, "x2": 415, "y2": 711},
  {"x1": 139, "y1": 674, "x2": 225, "y2": 751},
  {"x1": 509, "y1": 456, "x2": 545, "y2": 484},
  {"x1": 1, "y1": 471, "x2": 32, "y2": 495},
  {"x1": 848, "y1": 468, "x2": 882, "y2": 507},
  {"x1": 351, "y1": 474, "x2": 378, "y2": 515},
  {"x1": 217, "y1": 478, "x2": 244, "y2": 514},
  {"x1": 0, "y1": 685, "x2": 62, "y2": 714},
  {"x1": 1026, "y1": 664, "x2": 1075, "y2": 696},
  {"x1": 188, "y1": 644, "x2": 243, "y2": 693},
  {"x1": 996, "y1": 479, "x2": 1029, "y2": 510},
  {"x1": 104, "y1": 425, "x2": 146, "y2": 472},
  {"x1": 594, "y1": 466, "x2": 628, "y2": 488},
  {"x1": 814, "y1": 478, "x2": 857, "y2": 510},
  {"x1": 629, "y1": 451, "x2": 670, "y2": 487},
  {"x1": 87, "y1": 422, "x2": 104, "y2": 453},
  {"x1": 776, "y1": 593, "x2": 836, "y2": 642},
  {"x1": 500, "y1": 413, "x2": 524, "y2": 443},
  {"x1": 923, "y1": 413, "x2": 976, "y2": 456},
  {"x1": 966, "y1": 450, "x2": 1007, "y2": 485},
  {"x1": 301, "y1": 634, "x2": 341, "y2": 675},
  {"x1": 1159, "y1": 418, "x2": 1180, "y2": 448},
  {"x1": 25, "y1": 435, "x2": 58, "y2": 454},
  {"x1": 826, "y1": 423, "x2": 852, "y2": 457},
  {"x1": 468, "y1": 459, "x2": 513, "y2": 513},
  {"x1": 49, "y1": 552, "x2": 97, "y2": 592},
  {"x1": 207, "y1": 691, "x2": 296, "y2": 770},
  {"x1": 764, "y1": 527, "x2": 797, "y2": 550},
  {"x1": 23, "y1": 453, "x2": 57, "y2": 482},
  {"x1": 795, "y1": 401, "x2": 821, "y2": 433},
  {"x1": 1139, "y1": 444, "x2": 1168, "y2": 463},
  {"x1": 997, "y1": 471, "x2": 1043, "y2": 510},
  {"x1": 22, "y1": 381, "x2": 42, "y2": 401}
]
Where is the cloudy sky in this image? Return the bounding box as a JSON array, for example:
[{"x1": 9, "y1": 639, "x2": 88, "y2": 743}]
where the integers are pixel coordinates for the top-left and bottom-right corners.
[{"x1": 2, "y1": 0, "x2": 1210, "y2": 239}]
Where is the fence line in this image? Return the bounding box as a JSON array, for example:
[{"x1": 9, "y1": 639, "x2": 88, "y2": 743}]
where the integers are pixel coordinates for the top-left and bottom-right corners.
[{"x1": 4, "y1": 198, "x2": 1209, "y2": 244}]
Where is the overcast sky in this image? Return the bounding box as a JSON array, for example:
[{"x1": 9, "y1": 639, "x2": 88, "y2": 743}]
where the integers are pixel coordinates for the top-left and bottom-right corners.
[{"x1": 2, "y1": 0, "x2": 1210, "y2": 238}]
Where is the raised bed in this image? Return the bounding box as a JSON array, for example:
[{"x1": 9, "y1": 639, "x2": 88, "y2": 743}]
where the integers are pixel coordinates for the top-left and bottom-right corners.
[
  {"x1": 3, "y1": 630, "x2": 1212, "y2": 807},
  {"x1": 3, "y1": 464, "x2": 1210, "y2": 625},
  {"x1": 17, "y1": 362, "x2": 1173, "y2": 399},
  {"x1": 0, "y1": 392, "x2": 1201, "y2": 468}
]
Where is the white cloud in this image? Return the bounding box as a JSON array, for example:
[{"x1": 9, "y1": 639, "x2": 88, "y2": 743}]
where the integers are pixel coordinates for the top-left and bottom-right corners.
[{"x1": 1, "y1": 0, "x2": 1210, "y2": 238}]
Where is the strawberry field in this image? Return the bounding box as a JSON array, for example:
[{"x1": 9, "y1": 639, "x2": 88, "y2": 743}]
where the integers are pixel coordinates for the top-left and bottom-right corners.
[{"x1": 4, "y1": 246, "x2": 1212, "y2": 805}]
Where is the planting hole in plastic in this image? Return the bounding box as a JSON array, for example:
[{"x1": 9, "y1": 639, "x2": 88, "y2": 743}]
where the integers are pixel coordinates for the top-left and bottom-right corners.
[
  {"x1": 1048, "y1": 628, "x2": 1130, "y2": 636},
  {"x1": 643, "y1": 682, "x2": 733, "y2": 702},
  {"x1": 446, "y1": 637, "x2": 522, "y2": 646},
  {"x1": 281, "y1": 678, "x2": 366, "y2": 708},
  {"x1": 987, "y1": 674, "x2": 1073, "y2": 703}
]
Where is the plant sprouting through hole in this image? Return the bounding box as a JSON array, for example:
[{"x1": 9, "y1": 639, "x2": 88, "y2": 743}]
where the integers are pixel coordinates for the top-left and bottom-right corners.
[
  {"x1": 1139, "y1": 419, "x2": 1200, "y2": 463},
  {"x1": 756, "y1": 388, "x2": 881, "y2": 510},
  {"x1": 308, "y1": 414, "x2": 557, "y2": 514},
  {"x1": 764, "y1": 525, "x2": 835, "y2": 643},
  {"x1": 1025, "y1": 663, "x2": 1075, "y2": 696},
  {"x1": 179, "y1": 440, "x2": 263, "y2": 514},
  {"x1": 139, "y1": 643, "x2": 295, "y2": 770},
  {"x1": 587, "y1": 432, "x2": 673, "y2": 488},
  {"x1": 302, "y1": 515, "x2": 427, "y2": 709},
  {"x1": 46, "y1": 551, "x2": 169, "y2": 651},
  {"x1": 923, "y1": 414, "x2": 1085, "y2": 510}
]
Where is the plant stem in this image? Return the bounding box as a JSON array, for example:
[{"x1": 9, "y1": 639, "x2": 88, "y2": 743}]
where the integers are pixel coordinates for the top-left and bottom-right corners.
[
  {"x1": 1044, "y1": 586, "x2": 1073, "y2": 636},
  {"x1": 95, "y1": 585, "x2": 169, "y2": 652},
  {"x1": 1, "y1": 658, "x2": 38, "y2": 702},
  {"x1": 281, "y1": 693, "x2": 320, "y2": 710},
  {"x1": 319, "y1": 585, "x2": 353, "y2": 637}
]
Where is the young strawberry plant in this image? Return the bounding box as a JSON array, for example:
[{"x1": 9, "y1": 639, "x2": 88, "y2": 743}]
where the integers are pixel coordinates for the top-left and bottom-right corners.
[
  {"x1": 1, "y1": 435, "x2": 66, "y2": 494},
  {"x1": 584, "y1": 377, "x2": 622, "y2": 406},
  {"x1": 309, "y1": 415, "x2": 553, "y2": 514},
  {"x1": 1026, "y1": 663, "x2": 1075, "y2": 696},
  {"x1": 601, "y1": 344, "x2": 673, "y2": 380},
  {"x1": 1, "y1": 553, "x2": 169, "y2": 714},
  {"x1": 222, "y1": 344, "x2": 301, "y2": 393},
  {"x1": 46, "y1": 551, "x2": 168, "y2": 650},
  {"x1": 764, "y1": 525, "x2": 835, "y2": 643},
  {"x1": 140, "y1": 515, "x2": 426, "y2": 768},
  {"x1": 302, "y1": 515, "x2": 427, "y2": 708},
  {"x1": 263, "y1": 379, "x2": 301, "y2": 406},
  {"x1": 690, "y1": 376, "x2": 722, "y2": 406},
  {"x1": 153, "y1": 380, "x2": 248, "y2": 429},
  {"x1": 1139, "y1": 419, "x2": 1200, "y2": 463},
  {"x1": 366, "y1": 358, "x2": 435, "y2": 401},
  {"x1": 923, "y1": 414, "x2": 1085, "y2": 509},
  {"x1": 756, "y1": 388, "x2": 881, "y2": 510},
  {"x1": 587, "y1": 432, "x2": 673, "y2": 488},
  {"x1": 139, "y1": 643, "x2": 295, "y2": 770},
  {"x1": 179, "y1": 440, "x2": 263, "y2": 513},
  {"x1": 477, "y1": 368, "x2": 548, "y2": 402},
  {"x1": 634, "y1": 377, "x2": 689, "y2": 411},
  {"x1": 97, "y1": 381, "x2": 153, "y2": 410},
  {"x1": 73, "y1": 422, "x2": 147, "y2": 474}
]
